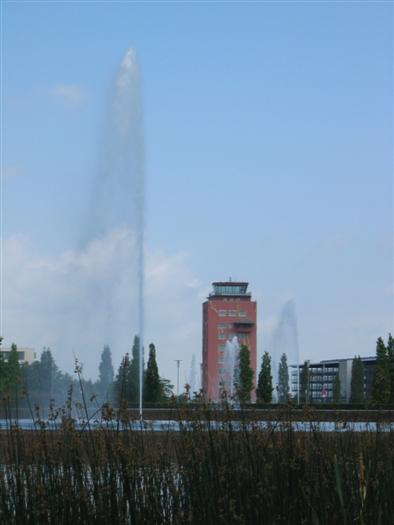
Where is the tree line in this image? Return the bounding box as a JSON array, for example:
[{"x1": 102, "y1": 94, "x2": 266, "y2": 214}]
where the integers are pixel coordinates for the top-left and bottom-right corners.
[
  {"x1": 255, "y1": 333, "x2": 394, "y2": 405},
  {"x1": 0, "y1": 337, "x2": 175, "y2": 408},
  {"x1": 2, "y1": 334, "x2": 393, "y2": 407}
]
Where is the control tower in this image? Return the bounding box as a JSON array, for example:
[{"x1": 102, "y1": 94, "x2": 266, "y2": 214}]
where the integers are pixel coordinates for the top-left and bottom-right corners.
[{"x1": 202, "y1": 281, "x2": 257, "y2": 401}]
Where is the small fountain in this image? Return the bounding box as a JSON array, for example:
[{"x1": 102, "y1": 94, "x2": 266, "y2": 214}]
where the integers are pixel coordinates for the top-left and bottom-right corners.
[
  {"x1": 271, "y1": 300, "x2": 300, "y2": 403},
  {"x1": 221, "y1": 336, "x2": 240, "y2": 400},
  {"x1": 188, "y1": 354, "x2": 199, "y2": 396}
]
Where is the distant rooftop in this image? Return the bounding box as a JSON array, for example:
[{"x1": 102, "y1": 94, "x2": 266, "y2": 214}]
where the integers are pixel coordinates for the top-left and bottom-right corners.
[{"x1": 209, "y1": 281, "x2": 251, "y2": 298}]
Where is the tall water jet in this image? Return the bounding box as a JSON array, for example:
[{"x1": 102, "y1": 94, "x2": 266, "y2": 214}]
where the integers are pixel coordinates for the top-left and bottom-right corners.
[
  {"x1": 271, "y1": 300, "x2": 300, "y2": 403},
  {"x1": 89, "y1": 48, "x2": 145, "y2": 416}
]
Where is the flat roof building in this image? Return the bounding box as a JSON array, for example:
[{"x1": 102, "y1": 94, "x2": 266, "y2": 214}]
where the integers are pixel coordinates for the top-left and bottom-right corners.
[
  {"x1": 202, "y1": 281, "x2": 257, "y2": 401},
  {"x1": 0, "y1": 348, "x2": 36, "y2": 365},
  {"x1": 290, "y1": 356, "x2": 375, "y2": 403}
]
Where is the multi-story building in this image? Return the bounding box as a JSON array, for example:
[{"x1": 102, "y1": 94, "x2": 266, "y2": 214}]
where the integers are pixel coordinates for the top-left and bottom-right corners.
[
  {"x1": 290, "y1": 356, "x2": 376, "y2": 403},
  {"x1": 202, "y1": 281, "x2": 257, "y2": 401},
  {"x1": 0, "y1": 347, "x2": 36, "y2": 365}
]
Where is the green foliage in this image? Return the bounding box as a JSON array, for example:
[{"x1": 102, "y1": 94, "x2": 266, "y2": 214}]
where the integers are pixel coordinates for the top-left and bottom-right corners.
[
  {"x1": 277, "y1": 353, "x2": 289, "y2": 403},
  {"x1": 299, "y1": 360, "x2": 310, "y2": 404},
  {"x1": 235, "y1": 344, "x2": 254, "y2": 404},
  {"x1": 114, "y1": 353, "x2": 132, "y2": 404},
  {"x1": 0, "y1": 352, "x2": 6, "y2": 393},
  {"x1": 256, "y1": 351, "x2": 273, "y2": 403},
  {"x1": 350, "y1": 356, "x2": 364, "y2": 404},
  {"x1": 5, "y1": 343, "x2": 21, "y2": 395},
  {"x1": 333, "y1": 372, "x2": 341, "y2": 403},
  {"x1": 160, "y1": 378, "x2": 174, "y2": 399},
  {"x1": 372, "y1": 337, "x2": 390, "y2": 404},
  {"x1": 129, "y1": 336, "x2": 141, "y2": 403},
  {"x1": 98, "y1": 345, "x2": 114, "y2": 401},
  {"x1": 387, "y1": 333, "x2": 394, "y2": 403},
  {"x1": 144, "y1": 343, "x2": 162, "y2": 403},
  {"x1": 38, "y1": 348, "x2": 56, "y2": 399}
]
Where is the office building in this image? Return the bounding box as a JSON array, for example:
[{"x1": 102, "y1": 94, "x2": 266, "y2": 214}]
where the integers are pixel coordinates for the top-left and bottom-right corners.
[{"x1": 290, "y1": 356, "x2": 376, "y2": 403}]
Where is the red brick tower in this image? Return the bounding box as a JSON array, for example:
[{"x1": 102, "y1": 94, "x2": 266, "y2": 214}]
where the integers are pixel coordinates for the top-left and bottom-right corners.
[{"x1": 202, "y1": 281, "x2": 257, "y2": 401}]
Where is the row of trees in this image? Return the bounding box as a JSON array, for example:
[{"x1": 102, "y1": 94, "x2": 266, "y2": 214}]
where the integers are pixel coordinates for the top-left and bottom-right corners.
[
  {"x1": 255, "y1": 333, "x2": 394, "y2": 405},
  {"x1": 3, "y1": 334, "x2": 393, "y2": 407},
  {"x1": 113, "y1": 337, "x2": 173, "y2": 404},
  {"x1": 0, "y1": 337, "x2": 174, "y2": 408}
]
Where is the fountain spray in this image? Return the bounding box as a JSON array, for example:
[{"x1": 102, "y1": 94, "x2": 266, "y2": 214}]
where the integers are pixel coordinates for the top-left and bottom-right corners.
[{"x1": 112, "y1": 48, "x2": 145, "y2": 418}]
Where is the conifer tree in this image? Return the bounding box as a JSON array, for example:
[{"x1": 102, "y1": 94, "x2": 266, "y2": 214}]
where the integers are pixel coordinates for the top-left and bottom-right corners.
[
  {"x1": 39, "y1": 348, "x2": 56, "y2": 400},
  {"x1": 235, "y1": 344, "x2": 254, "y2": 404},
  {"x1": 333, "y1": 372, "x2": 341, "y2": 403},
  {"x1": 387, "y1": 333, "x2": 394, "y2": 403},
  {"x1": 6, "y1": 343, "x2": 21, "y2": 395},
  {"x1": 372, "y1": 337, "x2": 390, "y2": 405},
  {"x1": 300, "y1": 360, "x2": 310, "y2": 404},
  {"x1": 114, "y1": 353, "x2": 131, "y2": 404},
  {"x1": 350, "y1": 356, "x2": 364, "y2": 404},
  {"x1": 144, "y1": 343, "x2": 162, "y2": 403},
  {"x1": 277, "y1": 353, "x2": 289, "y2": 403},
  {"x1": 98, "y1": 345, "x2": 114, "y2": 401},
  {"x1": 129, "y1": 336, "x2": 141, "y2": 403},
  {"x1": 256, "y1": 351, "x2": 273, "y2": 403},
  {"x1": 0, "y1": 337, "x2": 6, "y2": 393}
]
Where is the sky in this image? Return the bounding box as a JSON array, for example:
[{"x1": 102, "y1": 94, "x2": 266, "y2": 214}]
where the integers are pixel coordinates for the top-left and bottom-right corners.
[{"x1": 2, "y1": 1, "x2": 393, "y2": 386}]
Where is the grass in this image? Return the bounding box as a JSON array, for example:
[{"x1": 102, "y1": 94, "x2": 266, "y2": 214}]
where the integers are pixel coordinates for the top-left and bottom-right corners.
[{"x1": 0, "y1": 404, "x2": 393, "y2": 524}]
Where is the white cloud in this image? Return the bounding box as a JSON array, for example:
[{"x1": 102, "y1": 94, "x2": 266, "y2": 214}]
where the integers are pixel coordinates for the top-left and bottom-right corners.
[
  {"x1": 49, "y1": 83, "x2": 86, "y2": 106},
  {"x1": 3, "y1": 229, "x2": 204, "y2": 385}
]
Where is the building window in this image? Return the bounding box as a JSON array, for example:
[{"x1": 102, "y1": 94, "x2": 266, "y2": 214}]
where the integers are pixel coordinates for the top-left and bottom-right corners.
[
  {"x1": 218, "y1": 310, "x2": 227, "y2": 317},
  {"x1": 238, "y1": 310, "x2": 246, "y2": 317},
  {"x1": 218, "y1": 344, "x2": 226, "y2": 351},
  {"x1": 218, "y1": 334, "x2": 226, "y2": 340}
]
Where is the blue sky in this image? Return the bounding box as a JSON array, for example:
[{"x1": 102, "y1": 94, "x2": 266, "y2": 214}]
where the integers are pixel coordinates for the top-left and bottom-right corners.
[{"x1": 2, "y1": 1, "x2": 393, "y2": 383}]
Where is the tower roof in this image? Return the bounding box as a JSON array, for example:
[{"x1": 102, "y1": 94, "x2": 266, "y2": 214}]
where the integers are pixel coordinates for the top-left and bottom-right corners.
[{"x1": 209, "y1": 281, "x2": 251, "y2": 298}]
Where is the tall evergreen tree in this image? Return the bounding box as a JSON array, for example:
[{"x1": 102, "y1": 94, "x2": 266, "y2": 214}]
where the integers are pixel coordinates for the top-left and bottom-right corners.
[
  {"x1": 387, "y1": 333, "x2": 394, "y2": 403},
  {"x1": 256, "y1": 351, "x2": 273, "y2": 403},
  {"x1": 333, "y1": 372, "x2": 341, "y2": 403},
  {"x1": 350, "y1": 356, "x2": 364, "y2": 404},
  {"x1": 144, "y1": 343, "x2": 162, "y2": 403},
  {"x1": 6, "y1": 343, "x2": 21, "y2": 395},
  {"x1": 372, "y1": 337, "x2": 390, "y2": 404},
  {"x1": 98, "y1": 345, "x2": 114, "y2": 401},
  {"x1": 114, "y1": 353, "x2": 131, "y2": 404},
  {"x1": 129, "y1": 336, "x2": 141, "y2": 403},
  {"x1": 300, "y1": 360, "x2": 310, "y2": 404},
  {"x1": 39, "y1": 348, "x2": 56, "y2": 400},
  {"x1": 235, "y1": 344, "x2": 254, "y2": 404},
  {"x1": 277, "y1": 353, "x2": 289, "y2": 403},
  {"x1": 0, "y1": 338, "x2": 6, "y2": 393}
]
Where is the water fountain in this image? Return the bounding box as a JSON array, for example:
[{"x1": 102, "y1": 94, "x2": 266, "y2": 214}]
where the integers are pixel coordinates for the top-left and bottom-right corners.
[
  {"x1": 90, "y1": 48, "x2": 145, "y2": 416},
  {"x1": 271, "y1": 300, "x2": 300, "y2": 403},
  {"x1": 221, "y1": 336, "x2": 240, "y2": 400},
  {"x1": 188, "y1": 354, "x2": 199, "y2": 396}
]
